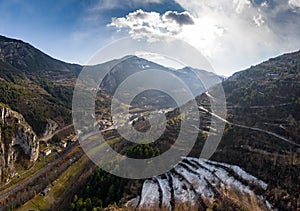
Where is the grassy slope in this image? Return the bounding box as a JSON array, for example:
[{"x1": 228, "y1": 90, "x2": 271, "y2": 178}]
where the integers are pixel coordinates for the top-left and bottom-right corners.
[{"x1": 16, "y1": 155, "x2": 94, "y2": 211}]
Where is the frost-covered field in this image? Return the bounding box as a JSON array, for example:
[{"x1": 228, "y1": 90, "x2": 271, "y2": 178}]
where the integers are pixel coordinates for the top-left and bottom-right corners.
[{"x1": 127, "y1": 157, "x2": 273, "y2": 210}]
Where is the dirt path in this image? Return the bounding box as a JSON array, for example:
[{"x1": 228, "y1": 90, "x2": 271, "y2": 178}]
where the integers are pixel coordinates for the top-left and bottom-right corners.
[
  {"x1": 39, "y1": 124, "x2": 74, "y2": 142},
  {"x1": 199, "y1": 106, "x2": 300, "y2": 148}
]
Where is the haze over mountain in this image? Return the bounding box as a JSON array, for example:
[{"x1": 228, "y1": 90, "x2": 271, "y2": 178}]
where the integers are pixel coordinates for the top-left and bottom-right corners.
[
  {"x1": 1, "y1": 0, "x2": 299, "y2": 76},
  {"x1": 0, "y1": 34, "x2": 221, "y2": 135},
  {"x1": 113, "y1": 50, "x2": 300, "y2": 210},
  {"x1": 0, "y1": 35, "x2": 299, "y2": 210}
]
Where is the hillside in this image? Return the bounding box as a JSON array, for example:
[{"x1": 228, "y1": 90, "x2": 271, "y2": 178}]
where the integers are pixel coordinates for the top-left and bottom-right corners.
[
  {"x1": 84, "y1": 50, "x2": 300, "y2": 210},
  {"x1": 211, "y1": 50, "x2": 300, "y2": 210},
  {"x1": 0, "y1": 35, "x2": 81, "y2": 136},
  {"x1": 0, "y1": 105, "x2": 39, "y2": 182},
  {"x1": 0, "y1": 35, "x2": 220, "y2": 136},
  {"x1": 129, "y1": 158, "x2": 271, "y2": 211},
  {"x1": 0, "y1": 34, "x2": 299, "y2": 210},
  {"x1": 0, "y1": 35, "x2": 81, "y2": 76}
]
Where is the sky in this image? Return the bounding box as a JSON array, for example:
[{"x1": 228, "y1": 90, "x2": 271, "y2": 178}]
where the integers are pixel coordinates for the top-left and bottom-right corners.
[{"x1": 0, "y1": 0, "x2": 299, "y2": 76}]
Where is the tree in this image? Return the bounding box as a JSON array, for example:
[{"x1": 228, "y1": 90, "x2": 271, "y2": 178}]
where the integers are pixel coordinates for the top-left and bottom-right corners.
[
  {"x1": 106, "y1": 184, "x2": 116, "y2": 204},
  {"x1": 85, "y1": 198, "x2": 92, "y2": 210},
  {"x1": 70, "y1": 203, "x2": 75, "y2": 210},
  {"x1": 76, "y1": 198, "x2": 84, "y2": 209}
]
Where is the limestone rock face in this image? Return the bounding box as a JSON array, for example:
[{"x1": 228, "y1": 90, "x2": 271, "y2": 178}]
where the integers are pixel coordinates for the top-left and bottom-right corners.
[
  {"x1": 0, "y1": 106, "x2": 39, "y2": 182},
  {"x1": 42, "y1": 119, "x2": 58, "y2": 137}
]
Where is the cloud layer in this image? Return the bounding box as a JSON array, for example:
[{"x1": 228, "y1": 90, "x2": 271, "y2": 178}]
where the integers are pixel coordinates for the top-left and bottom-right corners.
[
  {"x1": 108, "y1": 0, "x2": 300, "y2": 75},
  {"x1": 164, "y1": 11, "x2": 194, "y2": 25},
  {"x1": 170, "y1": 0, "x2": 300, "y2": 75},
  {"x1": 289, "y1": 0, "x2": 300, "y2": 8},
  {"x1": 109, "y1": 9, "x2": 194, "y2": 42}
]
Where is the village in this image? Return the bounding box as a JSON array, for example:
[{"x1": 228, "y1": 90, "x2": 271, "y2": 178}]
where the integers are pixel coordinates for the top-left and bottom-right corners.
[{"x1": 40, "y1": 134, "x2": 78, "y2": 158}]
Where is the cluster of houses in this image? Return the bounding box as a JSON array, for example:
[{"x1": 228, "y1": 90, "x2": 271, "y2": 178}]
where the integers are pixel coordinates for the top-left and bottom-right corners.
[
  {"x1": 40, "y1": 186, "x2": 51, "y2": 196},
  {"x1": 42, "y1": 148, "x2": 52, "y2": 156},
  {"x1": 41, "y1": 134, "x2": 78, "y2": 157},
  {"x1": 97, "y1": 119, "x2": 113, "y2": 130}
]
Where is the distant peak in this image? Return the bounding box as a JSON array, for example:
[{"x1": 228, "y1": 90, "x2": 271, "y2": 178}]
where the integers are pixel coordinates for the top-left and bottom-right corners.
[
  {"x1": 120, "y1": 55, "x2": 140, "y2": 61},
  {"x1": 118, "y1": 55, "x2": 156, "y2": 65}
]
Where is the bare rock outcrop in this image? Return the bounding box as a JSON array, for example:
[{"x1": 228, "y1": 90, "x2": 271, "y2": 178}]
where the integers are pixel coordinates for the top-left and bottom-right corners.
[{"x1": 0, "y1": 105, "x2": 39, "y2": 182}]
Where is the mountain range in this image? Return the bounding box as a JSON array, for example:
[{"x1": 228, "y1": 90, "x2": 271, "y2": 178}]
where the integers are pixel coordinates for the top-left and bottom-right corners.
[{"x1": 0, "y1": 34, "x2": 299, "y2": 210}]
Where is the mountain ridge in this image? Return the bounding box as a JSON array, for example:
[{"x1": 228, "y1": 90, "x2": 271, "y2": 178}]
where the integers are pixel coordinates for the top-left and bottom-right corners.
[
  {"x1": 0, "y1": 34, "x2": 299, "y2": 210},
  {"x1": 0, "y1": 35, "x2": 81, "y2": 73}
]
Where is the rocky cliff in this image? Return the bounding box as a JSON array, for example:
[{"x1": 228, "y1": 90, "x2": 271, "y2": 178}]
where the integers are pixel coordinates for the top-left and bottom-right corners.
[
  {"x1": 0, "y1": 105, "x2": 39, "y2": 182},
  {"x1": 0, "y1": 35, "x2": 80, "y2": 136},
  {"x1": 42, "y1": 119, "x2": 58, "y2": 137}
]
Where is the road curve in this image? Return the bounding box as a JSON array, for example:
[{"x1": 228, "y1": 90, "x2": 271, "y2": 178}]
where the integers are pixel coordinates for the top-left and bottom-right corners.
[
  {"x1": 40, "y1": 124, "x2": 74, "y2": 142},
  {"x1": 199, "y1": 106, "x2": 300, "y2": 148}
]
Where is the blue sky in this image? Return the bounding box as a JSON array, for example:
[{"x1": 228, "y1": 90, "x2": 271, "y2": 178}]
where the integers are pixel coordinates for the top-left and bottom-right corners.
[
  {"x1": 0, "y1": 0, "x2": 185, "y2": 65},
  {"x1": 0, "y1": 0, "x2": 299, "y2": 76},
  {"x1": 0, "y1": 0, "x2": 95, "y2": 61}
]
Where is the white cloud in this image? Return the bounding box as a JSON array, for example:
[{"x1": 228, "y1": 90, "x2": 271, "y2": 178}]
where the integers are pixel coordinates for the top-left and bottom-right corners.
[
  {"x1": 109, "y1": 2, "x2": 271, "y2": 73},
  {"x1": 177, "y1": 0, "x2": 300, "y2": 75},
  {"x1": 135, "y1": 51, "x2": 186, "y2": 69},
  {"x1": 261, "y1": 1, "x2": 268, "y2": 8},
  {"x1": 108, "y1": 9, "x2": 194, "y2": 42},
  {"x1": 253, "y1": 13, "x2": 265, "y2": 26},
  {"x1": 233, "y1": 0, "x2": 251, "y2": 13},
  {"x1": 107, "y1": 0, "x2": 300, "y2": 76},
  {"x1": 289, "y1": 0, "x2": 300, "y2": 8},
  {"x1": 164, "y1": 11, "x2": 194, "y2": 25}
]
